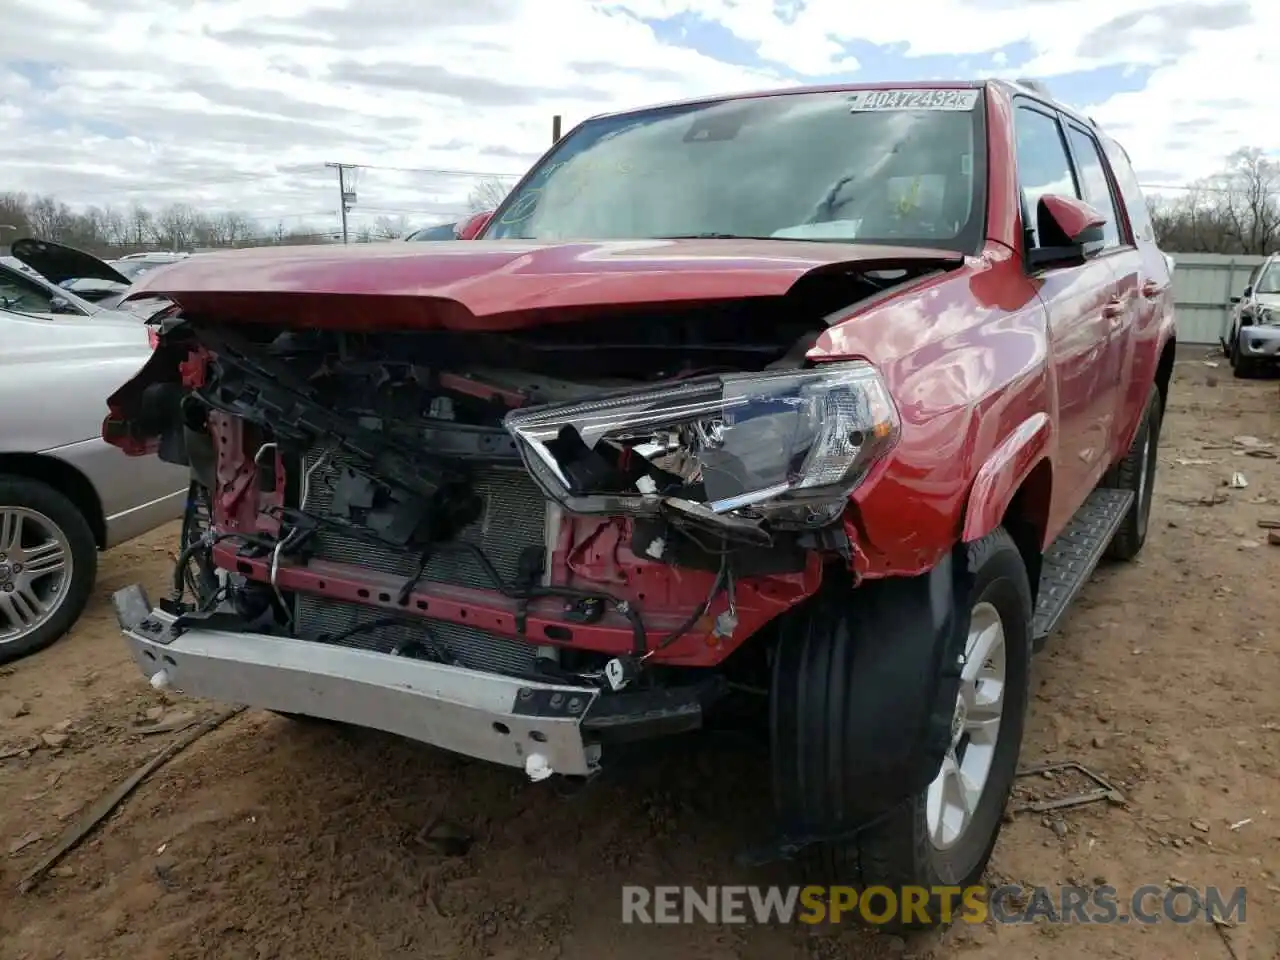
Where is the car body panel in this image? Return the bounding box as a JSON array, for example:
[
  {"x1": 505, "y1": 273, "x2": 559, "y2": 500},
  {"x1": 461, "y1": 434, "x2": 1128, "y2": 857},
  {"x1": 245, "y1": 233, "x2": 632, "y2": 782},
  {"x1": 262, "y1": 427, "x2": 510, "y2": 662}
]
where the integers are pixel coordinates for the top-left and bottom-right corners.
[
  {"x1": 0, "y1": 308, "x2": 188, "y2": 547},
  {"x1": 1235, "y1": 323, "x2": 1280, "y2": 359},
  {"x1": 45, "y1": 437, "x2": 188, "y2": 548},
  {"x1": 121, "y1": 238, "x2": 964, "y2": 329}
]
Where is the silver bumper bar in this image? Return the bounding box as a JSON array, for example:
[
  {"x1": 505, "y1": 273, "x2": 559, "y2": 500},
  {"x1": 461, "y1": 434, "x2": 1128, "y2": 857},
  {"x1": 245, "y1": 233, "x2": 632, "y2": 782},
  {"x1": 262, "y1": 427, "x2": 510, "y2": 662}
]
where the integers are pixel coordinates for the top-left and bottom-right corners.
[{"x1": 112, "y1": 586, "x2": 602, "y2": 777}]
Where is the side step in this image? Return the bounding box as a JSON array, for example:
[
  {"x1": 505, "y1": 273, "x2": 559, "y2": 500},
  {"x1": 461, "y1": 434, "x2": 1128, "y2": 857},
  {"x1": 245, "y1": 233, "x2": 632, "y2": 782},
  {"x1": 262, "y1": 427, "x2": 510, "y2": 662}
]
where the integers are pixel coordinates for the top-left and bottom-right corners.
[{"x1": 1030, "y1": 488, "x2": 1134, "y2": 651}]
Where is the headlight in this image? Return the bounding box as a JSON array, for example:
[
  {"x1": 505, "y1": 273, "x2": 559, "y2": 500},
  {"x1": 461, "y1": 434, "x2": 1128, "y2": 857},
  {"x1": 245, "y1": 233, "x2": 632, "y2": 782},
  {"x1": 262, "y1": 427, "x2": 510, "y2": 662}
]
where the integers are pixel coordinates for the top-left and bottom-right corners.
[
  {"x1": 503, "y1": 361, "x2": 901, "y2": 534},
  {"x1": 1260, "y1": 307, "x2": 1275, "y2": 325}
]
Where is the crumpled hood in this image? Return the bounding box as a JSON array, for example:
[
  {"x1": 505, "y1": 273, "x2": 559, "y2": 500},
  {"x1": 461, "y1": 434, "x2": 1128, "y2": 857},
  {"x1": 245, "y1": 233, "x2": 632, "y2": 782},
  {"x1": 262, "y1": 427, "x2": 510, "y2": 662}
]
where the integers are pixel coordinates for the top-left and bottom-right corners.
[{"x1": 123, "y1": 238, "x2": 964, "y2": 331}]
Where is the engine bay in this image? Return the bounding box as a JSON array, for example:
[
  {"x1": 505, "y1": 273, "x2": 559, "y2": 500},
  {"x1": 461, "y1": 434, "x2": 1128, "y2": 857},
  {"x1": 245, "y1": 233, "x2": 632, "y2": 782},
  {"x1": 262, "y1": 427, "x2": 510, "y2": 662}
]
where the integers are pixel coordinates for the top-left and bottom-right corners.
[{"x1": 110, "y1": 276, "x2": 924, "y2": 691}]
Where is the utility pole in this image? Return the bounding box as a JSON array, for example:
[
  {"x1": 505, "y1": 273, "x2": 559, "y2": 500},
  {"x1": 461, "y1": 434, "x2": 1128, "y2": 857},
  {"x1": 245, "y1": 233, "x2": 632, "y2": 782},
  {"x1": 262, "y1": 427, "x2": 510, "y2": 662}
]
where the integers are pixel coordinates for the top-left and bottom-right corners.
[
  {"x1": 325, "y1": 162, "x2": 357, "y2": 243},
  {"x1": 552, "y1": 115, "x2": 562, "y2": 145}
]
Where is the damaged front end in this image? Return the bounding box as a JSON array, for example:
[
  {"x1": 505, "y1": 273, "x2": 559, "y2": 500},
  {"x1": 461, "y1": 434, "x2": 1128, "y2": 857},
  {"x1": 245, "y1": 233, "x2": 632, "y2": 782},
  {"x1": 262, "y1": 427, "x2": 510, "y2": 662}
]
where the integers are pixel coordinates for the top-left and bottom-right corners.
[{"x1": 104, "y1": 295, "x2": 904, "y2": 775}]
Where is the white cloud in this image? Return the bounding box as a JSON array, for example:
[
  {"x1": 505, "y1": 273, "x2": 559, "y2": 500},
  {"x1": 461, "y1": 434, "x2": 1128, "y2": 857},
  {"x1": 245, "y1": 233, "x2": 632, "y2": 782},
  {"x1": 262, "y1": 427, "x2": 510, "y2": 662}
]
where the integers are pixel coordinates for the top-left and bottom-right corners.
[{"x1": 0, "y1": 0, "x2": 1273, "y2": 234}]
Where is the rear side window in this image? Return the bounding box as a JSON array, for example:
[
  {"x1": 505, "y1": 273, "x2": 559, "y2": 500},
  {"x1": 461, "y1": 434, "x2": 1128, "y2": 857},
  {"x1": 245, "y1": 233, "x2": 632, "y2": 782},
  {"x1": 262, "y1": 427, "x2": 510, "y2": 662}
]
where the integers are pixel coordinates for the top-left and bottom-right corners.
[
  {"x1": 1100, "y1": 137, "x2": 1155, "y2": 245},
  {"x1": 1063, "y1": 126, "x2": 1123, "y2": 248},
  {"x1": 1013, "y1": 106, "x2": 1078, "y2": 248}
]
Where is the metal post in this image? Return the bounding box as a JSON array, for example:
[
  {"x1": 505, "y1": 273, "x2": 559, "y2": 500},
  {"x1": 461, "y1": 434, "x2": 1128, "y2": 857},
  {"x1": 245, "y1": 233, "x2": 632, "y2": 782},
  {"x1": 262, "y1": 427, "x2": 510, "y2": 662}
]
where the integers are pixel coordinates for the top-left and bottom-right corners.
[
  {"x1": 552, "y1": 115, "x2": 562, "y2": 145},
  {"x1": 325, "y1": 162, "x2": 357, "y2": 244}
]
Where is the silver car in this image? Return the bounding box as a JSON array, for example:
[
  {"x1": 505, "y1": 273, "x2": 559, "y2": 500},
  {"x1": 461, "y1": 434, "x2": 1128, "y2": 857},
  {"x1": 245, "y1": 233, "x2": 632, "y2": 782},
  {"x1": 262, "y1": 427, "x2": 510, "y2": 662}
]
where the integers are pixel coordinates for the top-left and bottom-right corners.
[
  {"x1": 0, "y1": 306, "x2": 189, "y2": 662},
  {"x1": 0, "y1": 255, "x2": 140, "y2": 323},
  {"x1": 1224, "y1": 253, "x2": 1280, "y2": 377}
]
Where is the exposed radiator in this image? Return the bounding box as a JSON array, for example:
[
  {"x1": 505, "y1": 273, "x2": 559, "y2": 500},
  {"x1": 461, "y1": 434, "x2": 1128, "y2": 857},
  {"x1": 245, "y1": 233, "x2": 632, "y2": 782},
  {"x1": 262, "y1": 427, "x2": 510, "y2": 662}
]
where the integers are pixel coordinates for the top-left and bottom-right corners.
[{"x1": 294, "y1": 448, "x2": 549, "y2": 677}]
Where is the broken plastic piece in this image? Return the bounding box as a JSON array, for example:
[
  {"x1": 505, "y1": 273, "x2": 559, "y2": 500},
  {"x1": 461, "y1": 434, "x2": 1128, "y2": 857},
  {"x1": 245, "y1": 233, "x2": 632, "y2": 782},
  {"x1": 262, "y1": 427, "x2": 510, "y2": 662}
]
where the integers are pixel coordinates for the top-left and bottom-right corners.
[
  {"x1": 604, "y1": 657, "x2": 639, "y2": 691},
  {"x1": 149, "y1": 669, "x2": 172, "y2": 691}
]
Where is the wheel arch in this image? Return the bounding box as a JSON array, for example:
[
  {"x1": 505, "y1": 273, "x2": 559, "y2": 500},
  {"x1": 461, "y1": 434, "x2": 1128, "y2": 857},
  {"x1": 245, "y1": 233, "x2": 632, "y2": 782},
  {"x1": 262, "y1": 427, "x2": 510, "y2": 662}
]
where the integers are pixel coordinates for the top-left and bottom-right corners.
[
  {"x1": 998, "y1": 457, "x2": 1053, "y2": 605},
  {"x1": 0, "y1": 453, "x2": 107, "y2": 549}
]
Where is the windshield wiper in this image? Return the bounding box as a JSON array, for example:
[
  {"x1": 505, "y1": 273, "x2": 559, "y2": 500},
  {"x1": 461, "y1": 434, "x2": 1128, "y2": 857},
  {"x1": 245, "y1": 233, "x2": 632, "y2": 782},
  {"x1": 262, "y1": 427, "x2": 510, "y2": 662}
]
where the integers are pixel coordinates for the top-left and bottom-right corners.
[{"x1": 653, "y1": 232, "x2": 774, "y2": 240}]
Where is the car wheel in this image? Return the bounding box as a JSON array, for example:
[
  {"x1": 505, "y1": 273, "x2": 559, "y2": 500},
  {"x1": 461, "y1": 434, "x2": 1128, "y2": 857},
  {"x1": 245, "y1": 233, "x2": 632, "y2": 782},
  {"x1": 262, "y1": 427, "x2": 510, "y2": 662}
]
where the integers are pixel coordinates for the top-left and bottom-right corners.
[
  {"x1": 0, "y1": 477, "x2": 98, "y2": 664},
  {"x1": 1102, "y1": 385, "x2": 1161, "y2": 562},
  {"x1": 771, "y1": 529, "x2": 1032, "y2": 929},
  {"x1": 1230, "y1": 331, "x2": 1259, "y2": 379}
]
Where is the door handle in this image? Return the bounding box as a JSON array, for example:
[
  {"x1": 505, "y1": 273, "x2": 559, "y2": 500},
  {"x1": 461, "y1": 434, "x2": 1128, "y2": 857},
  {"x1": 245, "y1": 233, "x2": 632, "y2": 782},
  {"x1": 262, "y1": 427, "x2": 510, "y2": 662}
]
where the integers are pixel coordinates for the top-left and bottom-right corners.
[{"x1": 1141, "y1": 280, "x2": 1165, "y2": 299}]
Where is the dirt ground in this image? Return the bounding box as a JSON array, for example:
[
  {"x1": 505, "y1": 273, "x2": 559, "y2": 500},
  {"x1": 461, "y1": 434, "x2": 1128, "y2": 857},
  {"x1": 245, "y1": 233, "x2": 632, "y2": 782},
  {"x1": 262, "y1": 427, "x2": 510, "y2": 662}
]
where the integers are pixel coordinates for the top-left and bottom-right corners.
[{"x1": 1, "y1": 357, "x2": 1278, "y2": 960}]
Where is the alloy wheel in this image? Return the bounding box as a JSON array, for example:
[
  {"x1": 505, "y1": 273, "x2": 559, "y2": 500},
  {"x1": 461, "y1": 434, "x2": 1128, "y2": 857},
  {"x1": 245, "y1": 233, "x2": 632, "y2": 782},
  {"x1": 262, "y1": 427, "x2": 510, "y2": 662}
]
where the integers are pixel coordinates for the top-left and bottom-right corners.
[
  {"x1": 0, "y1": 507, "x2": 74, "y2": 645},
  {"x1": 926, "y1": 600, "x2": 1006, "y2": 850}
]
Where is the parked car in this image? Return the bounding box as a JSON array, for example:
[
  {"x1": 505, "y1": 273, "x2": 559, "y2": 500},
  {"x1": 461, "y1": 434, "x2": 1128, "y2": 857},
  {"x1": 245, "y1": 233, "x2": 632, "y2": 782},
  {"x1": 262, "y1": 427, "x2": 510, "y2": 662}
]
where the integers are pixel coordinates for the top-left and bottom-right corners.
[
  {"x1": 110, "y1": 252, "x2": 192, "y2": 282},
  {"x1": 0, "y1": 307, "x2": 190, "y2": 663},
  {"x1": 0, "y1": 251, "x2": 141, "y2": 323},
  {"x1": 8, "y1": 238, "x2": 181, "y2": 317},
  {"x1": 1222, "y1": 252, "x2": 1280, "y2": 377},
  {"x1": 103, "y1": 78, "x2": 1174, "y2": 925},
  {"x1": 404, "y1": 221, "x2": 459, "y2": 241}
]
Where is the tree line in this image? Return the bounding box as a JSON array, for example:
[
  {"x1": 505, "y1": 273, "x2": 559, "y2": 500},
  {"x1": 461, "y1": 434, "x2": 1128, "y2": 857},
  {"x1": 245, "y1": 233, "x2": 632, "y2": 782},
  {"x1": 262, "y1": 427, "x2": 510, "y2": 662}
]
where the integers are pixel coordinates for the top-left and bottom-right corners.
[
  {"x1": 1, "y1": 153, "x2": 1274, "y2": 257},
  {"x1": 1147, "y1": 148, "x2": 1278, "y2": 256}
]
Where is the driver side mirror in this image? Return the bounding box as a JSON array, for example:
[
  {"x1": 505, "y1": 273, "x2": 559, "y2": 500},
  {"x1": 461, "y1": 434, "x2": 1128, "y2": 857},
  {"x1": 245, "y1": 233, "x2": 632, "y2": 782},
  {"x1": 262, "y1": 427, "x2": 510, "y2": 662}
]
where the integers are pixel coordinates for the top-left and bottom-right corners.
[
  {"x1": 1243, "y1": 285, "x2": 1254, "y2": 299},
  {"x1": 48, "y1": 295, "x2": 76, "y2": 315},
  {"x1": 456, "y1": 211, "x2": 494, "y2": 241},
  {"x1": 1026, "y1": 194, "x2": 1107, "y2": 270}
]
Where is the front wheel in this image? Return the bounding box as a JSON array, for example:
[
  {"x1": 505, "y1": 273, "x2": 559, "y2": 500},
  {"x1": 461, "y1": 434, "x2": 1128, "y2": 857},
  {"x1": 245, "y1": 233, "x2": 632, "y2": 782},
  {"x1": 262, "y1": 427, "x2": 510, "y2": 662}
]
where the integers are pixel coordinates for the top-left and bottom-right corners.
[
  {"x1": 770, "y1": 529, "x2": 1032, "y2": 928},
  {"x1": 1229, "y1": 330, "x2": 1260, "y2": 378}
]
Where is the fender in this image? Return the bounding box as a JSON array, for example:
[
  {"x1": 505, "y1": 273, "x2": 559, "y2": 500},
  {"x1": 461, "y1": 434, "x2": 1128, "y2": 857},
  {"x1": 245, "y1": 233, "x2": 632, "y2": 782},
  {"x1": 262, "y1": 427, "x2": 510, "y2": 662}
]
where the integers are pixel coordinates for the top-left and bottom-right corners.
[{"x1": 961, "y1": 412, "x2": 1053, "y2": 545}]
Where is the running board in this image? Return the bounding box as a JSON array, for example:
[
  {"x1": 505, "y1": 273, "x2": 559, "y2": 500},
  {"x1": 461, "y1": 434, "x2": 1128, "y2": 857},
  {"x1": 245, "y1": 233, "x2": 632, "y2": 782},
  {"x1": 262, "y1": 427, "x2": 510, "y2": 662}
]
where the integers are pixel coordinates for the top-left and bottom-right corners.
[{"x1": 1031, "y1": 488, "x2": 1134, "y2": 651}]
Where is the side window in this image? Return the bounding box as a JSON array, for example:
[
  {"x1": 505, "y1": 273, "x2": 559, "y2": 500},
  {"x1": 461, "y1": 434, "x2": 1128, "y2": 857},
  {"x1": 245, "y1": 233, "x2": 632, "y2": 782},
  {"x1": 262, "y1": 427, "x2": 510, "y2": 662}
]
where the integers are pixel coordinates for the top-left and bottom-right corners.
[
  {"x1": 1013, "y1": 105, "x2": 1079, "y2": 249},
  {"x1": 1064, "y1": 125, "x2": 1123, "y2": 248},
  {"x1": 1101, "y1": 138, "x2": 1154, "y2": 245},
  {"x1": 0, "y1": 270, "x2": 57, "y2": 315}
]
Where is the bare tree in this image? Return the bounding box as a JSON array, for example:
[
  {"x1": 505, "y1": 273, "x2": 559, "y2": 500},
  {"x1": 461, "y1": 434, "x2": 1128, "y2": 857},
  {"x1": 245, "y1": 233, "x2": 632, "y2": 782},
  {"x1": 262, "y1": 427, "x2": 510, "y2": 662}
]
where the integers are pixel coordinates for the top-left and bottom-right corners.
[
  {"x1": 1150, "y1": 147, "x2": 1280, "y2": 255},
  {"x1": 25, "y1": 196, "x2": 77, "y2": 241},
  {"x1": 465, "y1": 176, "x2": 513, "y2": 213},
  {"x1": 372, "y1": 214, "x2": 411, "y2": 240}
]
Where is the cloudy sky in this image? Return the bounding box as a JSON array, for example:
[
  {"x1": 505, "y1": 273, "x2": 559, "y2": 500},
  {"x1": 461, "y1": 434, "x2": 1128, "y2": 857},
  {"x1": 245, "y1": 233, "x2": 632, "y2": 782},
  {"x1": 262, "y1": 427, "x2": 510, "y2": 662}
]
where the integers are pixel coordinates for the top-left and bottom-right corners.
[{"x1": 0, "y1": 0, "x2": 1274, "y2": 235}]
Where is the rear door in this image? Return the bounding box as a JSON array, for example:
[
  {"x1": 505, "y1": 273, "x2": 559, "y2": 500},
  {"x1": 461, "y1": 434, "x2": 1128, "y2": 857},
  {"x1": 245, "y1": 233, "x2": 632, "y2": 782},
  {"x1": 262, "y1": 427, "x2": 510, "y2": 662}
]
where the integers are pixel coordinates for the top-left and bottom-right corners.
[
  {"x1": 1097, "y1": 135, "x2": 1174, "y2": 456},
  {"x1": 1012, "y1": 100, "x2": 1121, "y2": 533}
]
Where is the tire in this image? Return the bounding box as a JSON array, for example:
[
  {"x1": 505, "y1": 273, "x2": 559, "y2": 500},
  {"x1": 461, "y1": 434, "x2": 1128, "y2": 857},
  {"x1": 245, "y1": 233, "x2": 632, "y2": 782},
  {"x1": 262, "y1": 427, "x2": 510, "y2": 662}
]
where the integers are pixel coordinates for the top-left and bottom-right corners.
[
  {"x1": 1229, "y1": 330, "x2": 1260, "y2": 379},
  {"x1": 771, "y1": 528, "x2": 1032, "y2": 929},
  {"x1": 1101, "y1": 385, "x2": 1161, "y2": 561},
  {"x1": 0, "y1": 476, "x2": 99, "y2": 664}
]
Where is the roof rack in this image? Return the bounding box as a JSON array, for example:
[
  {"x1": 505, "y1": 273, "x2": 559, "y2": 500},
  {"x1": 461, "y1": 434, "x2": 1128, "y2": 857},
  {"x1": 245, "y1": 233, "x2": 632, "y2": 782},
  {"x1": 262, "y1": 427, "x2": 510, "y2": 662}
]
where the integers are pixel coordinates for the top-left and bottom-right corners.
[{"x1": 1012, "y1": 77, "x2": 1052, "y2": 98}]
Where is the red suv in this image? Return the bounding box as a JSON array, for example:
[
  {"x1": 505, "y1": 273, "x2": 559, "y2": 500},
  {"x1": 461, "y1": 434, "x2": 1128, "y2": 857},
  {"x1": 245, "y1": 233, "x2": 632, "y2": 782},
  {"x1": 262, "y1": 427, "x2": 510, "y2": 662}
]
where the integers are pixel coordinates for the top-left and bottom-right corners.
[{"x1": 104, "y1": 79, "x2": 1174, "y2": 924}]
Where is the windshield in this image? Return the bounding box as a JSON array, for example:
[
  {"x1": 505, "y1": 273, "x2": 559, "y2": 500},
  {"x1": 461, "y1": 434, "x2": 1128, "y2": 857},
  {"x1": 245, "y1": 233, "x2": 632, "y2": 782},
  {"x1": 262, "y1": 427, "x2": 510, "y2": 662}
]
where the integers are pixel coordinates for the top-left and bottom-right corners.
[
  {"x1": 406, "y1": 222, "x2": 459, "y2": 241},
  {"x1": 1257, "y1": 262, "x2": 1280, "y2": 295},
  {"x1": 485, "y1": 88, "x2": 986, "y2": 251}
]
